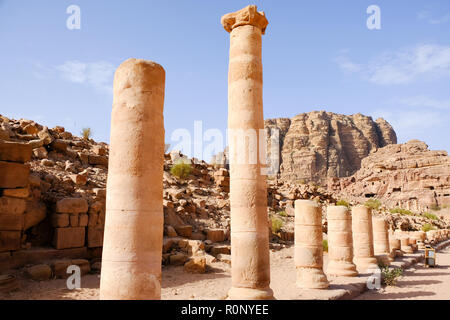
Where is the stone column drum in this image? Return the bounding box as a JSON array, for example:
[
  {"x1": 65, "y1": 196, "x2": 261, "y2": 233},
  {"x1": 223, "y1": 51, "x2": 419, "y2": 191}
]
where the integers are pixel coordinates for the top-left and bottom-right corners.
[
  {"x1": 351, "y1": 205, "x2": 378, "y2": 273},
  {"x1": 401, "y1": 238, "x2": 413, "y2": 254},
  {"x1": 221, "y1": 5, "x2": 273, "y2": 300},
  {"x1": 373, "y1": 217, "x2": 392, "y2": 265},
  {"x1": 295, "y1": 200, "x2": 329, "y2": 289},
  {"x1": 389, "y1": 232, "x2": 402, "y2": 257},
  {"x1": 100, "y1": 59, "x2": 165, "y2": 300},
  {"x1": 326, "y1": 206, "x2": 358, "y2": 277}
]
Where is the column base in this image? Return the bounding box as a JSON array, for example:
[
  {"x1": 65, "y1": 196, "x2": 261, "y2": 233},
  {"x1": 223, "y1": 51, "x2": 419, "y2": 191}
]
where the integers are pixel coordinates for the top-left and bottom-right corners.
[
  {"x1": 354, "y1": 257, "x2": 379, "y2": 274},
  {"x1": 227, "y1": 287, "x2": 274, "y2": 300},
  {"x1": 296, "y1": 268, "x2": 329, "y2": 289},
  {"x1": 401, "y1": 246, "x2": 414, "y2": 254},
  {"x1": 326, "y1": 261, "x2": 358, "y2": 277}
]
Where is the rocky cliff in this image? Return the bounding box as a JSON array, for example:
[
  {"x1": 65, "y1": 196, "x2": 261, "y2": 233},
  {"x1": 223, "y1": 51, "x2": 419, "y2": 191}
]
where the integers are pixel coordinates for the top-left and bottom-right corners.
[
  {"x1": 265, "y1": 111, "x2": 397, "y2": 184},
  {"x1": 328, "y1": 140, "x2": 450, "y2": 212}
]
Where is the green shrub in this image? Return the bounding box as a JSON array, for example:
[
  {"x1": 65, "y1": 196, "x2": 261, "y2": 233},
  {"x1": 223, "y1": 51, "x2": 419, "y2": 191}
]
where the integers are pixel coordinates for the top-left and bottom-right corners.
[
  {"x1": 422, "y1": 223, "x2": 435, "y2": 232},
  {"x1": 81, "y1": 127, "x2": 91, "y2": 140},
  {"x1": 277, "y1": 211, "x2": 287, "y2": 217},
  {"x1": 336, "y1": 199, "x2": 350, "y2": 208},
  {"x1": 381, "y1": 266, "x2": 403, "y2": 286},
  {"x1": 322, "y1": 239, "x2": 328, "y2": 252},
  {"x1": 389, "y1": 208, "x2": 414, "y2": 216},
  {"x1": 365, "y1": 198, "x2": 381, "y2": 210},
  {"x1": 424, "y1": 212, "x2": 439, "y2": 221},
  {"x1": 271, "y1": 216, "x2": 283, "y2": 234},
  {"x1": 170, "y1": 162, "x2": 192, "y2": 179}
]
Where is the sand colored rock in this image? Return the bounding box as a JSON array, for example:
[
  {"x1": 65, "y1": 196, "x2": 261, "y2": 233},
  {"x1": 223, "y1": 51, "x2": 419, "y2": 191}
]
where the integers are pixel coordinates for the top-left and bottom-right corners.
[
  {"x1": 0, "y1": 162, "x2": 30, "y2": 189},
  {"x1": 265, "y1": 112, "x2": 396, "y2": 183},
  {"x1": 0, "y1": 140, "x2": 32, "y2": 163},
  {"x1": 330, "y1": 140, "x2": 450, "y2": 211},
  {"x1": 326, "y1": 206, "x2": 358, "y2": 277},
  {"x1": 222, "y1": 5, "x2": 273, "y2": 300},
  {"x1": 294, "y1": 200, "x2": 329, "y2": 289},
  {"x1": 100, "y1": 59, "x2": 165, "y2": 300},
  {"x1": 372, "y1": 217, "x2": 392, "y2": 265},
  {"x1": 351, "y1": 205, "x2": 378, "y2": 272}
]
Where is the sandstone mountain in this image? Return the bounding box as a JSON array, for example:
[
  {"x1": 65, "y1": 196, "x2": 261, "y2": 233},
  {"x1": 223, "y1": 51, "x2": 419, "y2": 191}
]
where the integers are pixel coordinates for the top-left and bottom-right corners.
[
  {"x1": 328, "y1": 140, "x2": 450, "y2": 213},
  {"x1": 264, "y1": 111, "x2": 397, "y2": 184}
]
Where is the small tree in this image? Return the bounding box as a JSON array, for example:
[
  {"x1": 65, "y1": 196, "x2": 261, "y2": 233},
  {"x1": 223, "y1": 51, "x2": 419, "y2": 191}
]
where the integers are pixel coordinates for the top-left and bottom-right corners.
[
  {"x1": 271, "y1": 216, "x2": 283, "y2": 234},
  {"x1": 170, "y1": 162, "x2": 192, "y2": 180},
  {"x1": 81, "y1": 127, "x2": 91, "y2": 140},
  {"x1": 380, "y1": 266, "x2": 403, "y2": 286},
  {"x1": 336, "y1": 199, "x2": 350, "y2": 208},
  {"x1": 390, "y1": 208, "x2": 414, "y2": 216},
  {"x1": 365, "y1": 198, "x2": 381, "y2": 211},
  {"x1": 424, "y1": 212, "x2": 439, "y2": 221},
  {"x1": 422, "y1": 223, "x2": 435, "y2": 232},
  {"x1": 277, "y1": 211, "x2": 287, "y2": 217}
]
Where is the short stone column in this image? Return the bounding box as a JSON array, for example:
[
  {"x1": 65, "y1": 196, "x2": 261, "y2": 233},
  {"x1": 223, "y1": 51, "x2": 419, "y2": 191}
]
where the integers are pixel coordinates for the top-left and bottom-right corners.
[
  {"x1": 412, "y1": 231, "x2": 426, "y2": 249},
  {"x1": 389, "y1": 232, "x2": 402, "y2": 257},
  {"x1": 295, "y1": 200, "x2": 329, "y2": 289},
  {"x1": 351, "y1": 205, "x2": 378, "y2": 273},
  {"x1": 326, "y1": 206, "x2": 358, "y2": 277},
  {"x1": 373, "y1": 217, "x2": 392, "y2": 265},
  {"x1": 408, "y1": 238, "x2": 418, "y2": 252},
  {"x1": 221, "y1": 5, "x2": 273, "y2": 300},
  {"x1": 100, "y1": 59, "x2": 165, "y2": 300},
  {"x1": 400, "y1": 237, "x2": 413, "y2": 254}
]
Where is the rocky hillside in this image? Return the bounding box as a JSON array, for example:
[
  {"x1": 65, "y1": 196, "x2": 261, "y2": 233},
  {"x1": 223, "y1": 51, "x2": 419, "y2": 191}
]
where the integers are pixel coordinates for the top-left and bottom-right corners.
[
  {"x1": 265, "y1": 111, "x2": 397, "y2": 184},
  {"x1": 0, "y1": 114, "x2": 338, "y2": 265},
  {"x1": 328, "y1": 140, "x2": 450, "y2": 213}
]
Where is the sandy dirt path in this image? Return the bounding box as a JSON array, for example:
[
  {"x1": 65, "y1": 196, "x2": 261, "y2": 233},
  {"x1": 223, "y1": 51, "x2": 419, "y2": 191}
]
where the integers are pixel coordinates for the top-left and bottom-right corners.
[
  {"x1": 356, "y1": 247, "x2": 450, "y2": 300},
  {"x1": 1, "y1": 247, "x2": 366, "y2": 300},
  {"x1": 3, "y1": 245, "x2": 449, "y2": 300}
]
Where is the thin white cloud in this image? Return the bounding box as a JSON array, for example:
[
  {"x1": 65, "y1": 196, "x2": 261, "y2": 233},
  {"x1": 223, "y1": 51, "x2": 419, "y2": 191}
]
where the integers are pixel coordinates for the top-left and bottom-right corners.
[
  {"x1": 56, "y1": 60, "x2": 115, "y2": 94},
  {"x1": 418, "y1": 10, "x2": 450, "y2": 24},
  {"x1": 334, "y1": 49, "x2": 362, "y2": 73},
  {"x1": 336, "y1": 44, "x2": 450, "y2": 85},
  {"x1": 33, "y1": 60, "x2": 116, "y2": 94},
  {"x1": 56, "y1": 61, "x2": 87, "y2": 83}
]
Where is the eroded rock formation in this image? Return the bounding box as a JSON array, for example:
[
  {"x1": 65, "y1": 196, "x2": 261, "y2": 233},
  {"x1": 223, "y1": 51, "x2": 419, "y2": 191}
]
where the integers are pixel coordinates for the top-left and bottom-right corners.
[
  {"x1": 328, "y1": 140, "x2": 450, "y2": 212},
  {"x1": 265, "y1": 112, "x2": 397, "y2": 184}
]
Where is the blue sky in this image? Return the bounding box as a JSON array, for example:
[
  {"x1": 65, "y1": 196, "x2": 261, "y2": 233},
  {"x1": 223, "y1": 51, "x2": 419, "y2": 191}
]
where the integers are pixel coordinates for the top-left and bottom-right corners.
[{"x1": 1, "y1": 0, "x2": 450, "y2": 159}]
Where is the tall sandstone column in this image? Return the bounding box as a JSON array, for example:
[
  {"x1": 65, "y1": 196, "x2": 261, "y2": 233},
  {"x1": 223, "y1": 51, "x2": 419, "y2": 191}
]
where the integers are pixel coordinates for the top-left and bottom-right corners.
[
  {"x1": 295, "y1": 200, "x2": 329, "y2": 289},
  {"x1": 100, "y1": 59, "x2": 165, "y2": 300},
  {"x1": 326, "y1": 206, "x2": 358, "y2": 277},
  {"x1": 352, "y1": 206, "x2": 378, "y2": 273},
  {"x1": 221, "y1": 5, "x2": 273, "y2": 300},
  {"x1": 372, "y1": 217, "x2": 392, "y2": 265}
]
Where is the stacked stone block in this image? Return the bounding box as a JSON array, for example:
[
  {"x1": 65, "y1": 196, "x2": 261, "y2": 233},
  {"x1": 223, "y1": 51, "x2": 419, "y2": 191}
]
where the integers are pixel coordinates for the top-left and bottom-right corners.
[{"x1": 0, "y1": 141, "x2": 31, "y2": 252}]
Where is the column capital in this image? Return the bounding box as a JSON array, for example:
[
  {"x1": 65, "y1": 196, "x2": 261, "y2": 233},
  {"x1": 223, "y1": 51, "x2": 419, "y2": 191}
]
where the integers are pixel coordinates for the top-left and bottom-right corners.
[{"x1": 221, "y1": 5, "x2": 269, "y2": 34}]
